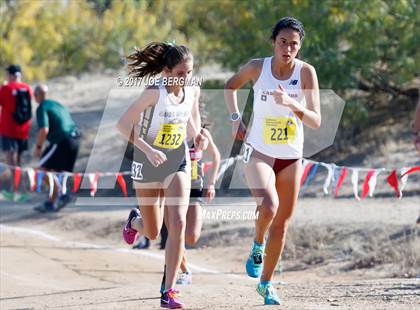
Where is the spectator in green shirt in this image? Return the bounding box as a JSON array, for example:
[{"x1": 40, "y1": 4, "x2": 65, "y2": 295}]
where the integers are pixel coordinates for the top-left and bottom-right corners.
[{"x1": 33, "y1": 84, "x2": 81, "y2": 213}]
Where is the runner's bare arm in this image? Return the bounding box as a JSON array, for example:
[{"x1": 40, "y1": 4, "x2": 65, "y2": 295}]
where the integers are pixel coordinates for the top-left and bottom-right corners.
[
  {"x1": 34, "y1": 127, "x2": 48, "y2": 157},
  {"x1": 116, "y1": 87, "x2": 159, "y2": 153},
  {"x1": 201, "y1": 128, "x2": 221, "y2": 188},
  {"x1": 224, "y1": 59, "x2": 262, "y2": 114},
  {"x1": 191, "y1": 86, "x2": 201, "y2": 130},
  {"x1": 299, "y1": 64, "x2": 321, "y2": 129},
  {"x1": 187, "y1": 87, "x2": 202, "y2": 143}
]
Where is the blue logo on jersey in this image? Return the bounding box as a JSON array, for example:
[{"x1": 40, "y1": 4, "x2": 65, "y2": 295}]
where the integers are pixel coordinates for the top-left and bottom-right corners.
[
  {"x1": 290, "y1": 79, "x2": 298, "y2": 85},
  {"x1": 261, "y1": 94, "x2": 267, "y2": 101}
]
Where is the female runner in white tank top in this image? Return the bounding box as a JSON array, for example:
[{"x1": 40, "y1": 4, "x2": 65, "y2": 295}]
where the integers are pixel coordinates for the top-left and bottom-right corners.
[
  {"x1": 117, "y1": 42, "x2": 207, "y2": 309},
  {"x1": 225, "y1": 17, "x2": 321, "y2": 305}
]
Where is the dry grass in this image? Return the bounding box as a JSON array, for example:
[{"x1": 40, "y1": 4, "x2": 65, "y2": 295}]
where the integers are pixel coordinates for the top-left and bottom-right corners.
[{"x1": 283, "y1": 224, "x2": 420, "y2": 277}]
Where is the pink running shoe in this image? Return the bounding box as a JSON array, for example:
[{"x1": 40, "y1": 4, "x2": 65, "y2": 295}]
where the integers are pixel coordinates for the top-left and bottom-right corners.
[
  {"x1": 122, "y1": 208, "x2": 140, "y2": 244},
  {"x1": 161, "y1": 288, "x2": 185, "y2": 309}
]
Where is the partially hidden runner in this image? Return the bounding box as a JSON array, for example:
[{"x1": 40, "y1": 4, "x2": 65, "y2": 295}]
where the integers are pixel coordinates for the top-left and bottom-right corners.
[{"x1": 176, "y1": 125, "x2": 221, "y2": 285}]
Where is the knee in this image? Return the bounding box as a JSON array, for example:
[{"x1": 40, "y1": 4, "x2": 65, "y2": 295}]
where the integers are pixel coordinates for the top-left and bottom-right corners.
[
  {"x1": 168, "y1": 217, "x2": 186, "y2": 235},
  {"x1": 269, "y1": 218, "x2": 290, "y2": 236},
  {"x1": 145, "y1": 227, "x2": 160, "y2": 241},
  {"x1": 258, "y1": 196, "x2": 278, "y2": 220},
  {"x1": 185, "y1": 232, "x2": 200, "y2": 246}
]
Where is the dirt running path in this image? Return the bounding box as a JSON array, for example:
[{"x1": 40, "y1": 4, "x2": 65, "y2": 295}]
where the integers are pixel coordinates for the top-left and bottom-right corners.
[{"x1": 1, "y1": 198, "x2": 419, "y2": 309}]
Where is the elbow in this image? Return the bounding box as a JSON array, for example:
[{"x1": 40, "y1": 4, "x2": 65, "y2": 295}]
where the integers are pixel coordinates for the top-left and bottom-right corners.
[
  {"x1": 306, "y1": 116, "x2": 321, "y2": 129},
  {"x1": 214, "y1": 154, "x2": 221, "y2": 166},
  {"x1": 224, "y1": 79, "x2": 236, "y2": 90},
  {"x1": 116, "y1": 118, "x2": 131, "y2": 138},
  {"x1": 312, "y1": 116, "x2": 322, "y2": 129},
  {"x1": 40, "y1": 127, "x2": 49, "y2": 135}
]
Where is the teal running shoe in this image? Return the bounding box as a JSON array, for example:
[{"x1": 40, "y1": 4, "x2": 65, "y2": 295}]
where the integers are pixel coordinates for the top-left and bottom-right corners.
[
  {"x1": 256, "y1": 281, "x2": 281, "y2": 305},
  {"x1": 246, "y1": 241, "x2": 265, "y2": 278}
]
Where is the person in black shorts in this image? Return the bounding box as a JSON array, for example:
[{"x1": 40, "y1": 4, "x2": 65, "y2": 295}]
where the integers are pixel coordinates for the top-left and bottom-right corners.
[
  {"x1": 33, "y1": 84, "x2": 81, "y2": 212},
  {"x1": 176, "y1": 127, "x2": 220, "y2": 285}
]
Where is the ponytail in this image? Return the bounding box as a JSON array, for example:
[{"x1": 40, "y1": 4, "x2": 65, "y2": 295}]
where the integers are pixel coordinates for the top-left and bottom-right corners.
[{"x1": 126, "y1": 42, "x2": 193, "y2": 78}]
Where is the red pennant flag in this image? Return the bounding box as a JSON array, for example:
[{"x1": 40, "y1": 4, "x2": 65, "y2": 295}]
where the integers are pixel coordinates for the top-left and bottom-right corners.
[
  {"x1": 400, "y1": 166, "x2": 420, "y2": 178},
  {"x1": 203, "y1": 161, "x2": 213, "y2": 174},
  {"x1": 335, "y1": 167, "x2": 347, "y2": 197},
  {"x1": 386, "y1": 170, "x2": 400, "y2": 198},
  {"x1": 14, "y1": 167, "x2": 21, "y2": 191},
  {"x1": 72, "y1": 173, "x2": 82, "y2": 193},
  {"x1": 361, "y1": 169, "x2": 375, "y2": 199},
  {"x1": 300, "y1": 163, "x2": 314, "y2": 186},
  {"x1": 116, "y1": 173, "x2": 128, "y2": 197}
]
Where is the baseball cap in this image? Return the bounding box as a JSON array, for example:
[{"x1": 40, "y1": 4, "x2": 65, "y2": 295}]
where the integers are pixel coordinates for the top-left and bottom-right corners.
[{"x1": 6, "y1": 64, "x2": 22, "y2": 75}]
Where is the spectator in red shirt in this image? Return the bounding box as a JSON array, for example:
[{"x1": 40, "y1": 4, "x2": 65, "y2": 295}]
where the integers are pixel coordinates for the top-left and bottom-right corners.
[{"x1": 0, "y1": 64, "x2": 32, "y2": 166}]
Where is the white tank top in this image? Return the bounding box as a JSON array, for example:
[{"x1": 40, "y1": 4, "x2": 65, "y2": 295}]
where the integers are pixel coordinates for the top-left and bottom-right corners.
[
  {"x1": 247, "y1": 57, "x2": 305, "y2": 159},
  {"x1": 138, "y1": 83, "x2": 195, "y2": 152}
]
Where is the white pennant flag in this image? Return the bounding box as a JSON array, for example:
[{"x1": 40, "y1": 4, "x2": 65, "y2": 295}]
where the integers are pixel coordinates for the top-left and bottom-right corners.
[
  {"x1": 62, "y1": 173, "x2": 69, "y2": 195},
  {"x1": 47, "y1": 172, "x2": 54, "y2": 198},
  {"x1": 351, "y1": 168, "x2": 360, "y2": 200},
  {"x1": 27, "y1": 168, "x2": 36, "y2": 191},
  {"x1": 399, "y1": 167, "x2": 410, "y2": 198},
  {"x1": 368, "y1": 169, "x2": 382, "y2": 197},
  {"x1": 88, "y1": 173, "x2": 99, "y2": 197},
  {"x1": 322, "y1": 163, "x2": 334, "y2": 194}
]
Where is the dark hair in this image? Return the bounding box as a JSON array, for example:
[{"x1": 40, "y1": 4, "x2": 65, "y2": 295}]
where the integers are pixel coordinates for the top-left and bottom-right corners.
[
  {"x1": 126, "y1": 42, "x2": 193, "y2": 78},
  {"x1": 271, "y1": 17, "x2": 305, "y2": 41}
]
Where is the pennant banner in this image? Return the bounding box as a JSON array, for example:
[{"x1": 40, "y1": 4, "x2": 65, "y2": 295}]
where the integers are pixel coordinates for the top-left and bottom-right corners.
[
  {"x1": 14, "y1": 167, "x2": 21, "y2": 191},
  {"x1": 116, "y1": 173, "x2": 128, "y2": 197},
  {"x1": 386, "y1": 170, "x2": 400, "y2": 198},
  {"x1": 62, "y1": 173, "x2": 69, "y2": 195},
  {"x1": 322, "y1": 163, "x2": 335, "y2": 195},
  {"x1": 368, "y1": 170, "x2": 381, "y2": 198},
  {"x1": 303, "y1": 163, "x2": 319, "y2": 187},
  {"x1": 1, "y1": 158, "x2": 419, "y2": 200},
  {"x1": 36, "y1": 170, "x2": 45, "y2": 192},
  {"x1": 72, "y1": 173, "x2": 82, "y2": 193},
  {"x1": 47, "y1": 172, "x2": 54, "y2": 198},
  {"x1": 27, "y1": 168, "x2": 36, "y2": 192},
  {"x1": 88, "y1": 173, "x2": 100, "y2": 197},
  {"x1": 300, "y1": 162, "x2": 314, "y2": 186},
  {"x1": 400, "y1": 166, "x2": 420, "y2": 178},
  {"x1": 361, "y1": 169, "x2": 375, "y2": 199},
  {"x1": 351, "y1": 168, "x2": 360, "y2": 200},
  {"x1": 334, "y1": 167, "x2": 347, "y2": 197}
]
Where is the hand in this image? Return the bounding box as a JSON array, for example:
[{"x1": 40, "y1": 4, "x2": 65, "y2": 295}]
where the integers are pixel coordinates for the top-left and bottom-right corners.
[
  {"x1": 273, "y1": 84, "x2": 294, "y2": 107},
  {"x1": 33, "y1": 146, "x2": 42, "y2": 158},
  {"x1": 195, "y1": 133, "x2": 208, "y2": 151},
  {"x1": 145, "y1": 148, "x2": 167, "y2": 167},
  {"x1": 206, "y1": 185, "x2": 216, "y2": 202},
  {"x1": 232, "y1": 120, "x2": 246, "y2": 140}
]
